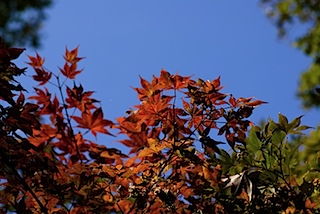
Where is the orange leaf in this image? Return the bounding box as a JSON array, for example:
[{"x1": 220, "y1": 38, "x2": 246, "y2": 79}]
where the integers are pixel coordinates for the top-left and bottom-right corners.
[
  {"x1": 138, "y1": 147, "x2": 157, "y2": 158},
  {"x1": 125, "y1": 156, "x2": 137, "y2": 167},
  {"x1": 236, "y1": 188, "x2": 249, "y2": 202},
  {"x1": 64, "y1": 46, "x2": 84, "y2": 64},
  {"x1": 133, "y1": 76, "x2": 155, "y2": 100},
  {"x1": 305, "y1": 198, "x2": 317, "y2": 210},
  {"x1": 116, "y1": 199, "x2": 132, "y2": 213},
  {"x1": 245, "y1": 100, "x2": 268, "y2": 108},
  {"x1": 71, "y1": 108, "x2": 114, "y2": 137}
]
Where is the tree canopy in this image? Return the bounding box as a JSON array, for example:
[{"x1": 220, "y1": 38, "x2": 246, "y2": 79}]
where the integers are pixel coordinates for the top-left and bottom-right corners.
[
  {"x1": 0, "y1": 37, "x2": 319, "y2": 213},
  {"x1": 261, "y1": 0, "x2": 320, "y2": 109},
  {"x1": 1, "y1": 1, "x2": 320, "y2": 213},
  {"x1": 261, "y1": 2, "x2": 320, "y2": 199},
  {"x1": 0, "y1": 0, "x2": 53, "y2": 48}
]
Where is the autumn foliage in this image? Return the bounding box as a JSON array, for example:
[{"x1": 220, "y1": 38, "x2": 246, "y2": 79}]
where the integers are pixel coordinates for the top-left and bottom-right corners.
[{"x1": 0, "y1": 39, "x2": 319, "y2": 213}]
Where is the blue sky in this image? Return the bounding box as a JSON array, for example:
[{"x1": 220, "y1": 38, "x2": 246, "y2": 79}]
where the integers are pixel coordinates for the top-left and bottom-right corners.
[{"x1": 15, "y1": 1, "x2": 316, "y2": 148}]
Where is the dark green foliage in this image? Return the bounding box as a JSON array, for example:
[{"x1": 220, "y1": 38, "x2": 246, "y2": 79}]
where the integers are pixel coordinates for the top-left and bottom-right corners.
[
  {"x1": 261, "y1": 0, "x2": 320, "y2": 109},
  {"x1": 0, "y1": 0, "x2": 53, "y2": 48}
]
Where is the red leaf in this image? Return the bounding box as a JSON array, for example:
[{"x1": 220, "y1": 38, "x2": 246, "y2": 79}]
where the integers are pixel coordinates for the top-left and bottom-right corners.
[
  {"x1": 229, "y1": 94, "x2": 238, "y2": 108},
  {"x1": 226, "y1": 133, "x2": 235, "y2": 148},
  {"x1": 65, "y1": 84, "x2": 98, "y2": 111},
  {"x1": 64, "y1": 46, "x2": 84, "y2": 64},
  {"x1": 29, "y1": 87, "x2": 51, "y2": 105},
  {"x1": 71, "y1": 108, "x2": 114, "y2": 137},
  {"x1": 32, "y1": 68, "x2": 52, "y2": 85},
  {"x1": 59, "y1": 62, "x2": 82, "y2": 79},
  {"x1": 245, "y1": 99, "x2": 268, "y2": 108},
  {"x1": 27, "y1": 53, "x2": 45, "y2": 68}
]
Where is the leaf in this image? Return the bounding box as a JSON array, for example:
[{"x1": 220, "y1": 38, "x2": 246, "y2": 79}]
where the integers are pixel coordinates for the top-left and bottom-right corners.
[
  {"x1": 245, "y1": 99, "x2": 268, "y2": 107},
  {"x1": 229, "y1": 94, "x2": 238, "y2": 107},
  {"x1": 27, "y1": 52, "x2": 45, "y2": 68},
  {"x1": 7, "y1": 47, "x2": 26, "y2": 60},
  {"x1": 65, "y1": 83, "x2": 98, "y2": 111},
  {"x1": 295, "y1": 125, "x2": 313, "y2": 131},
  {"x1": 237, "y1": 106, "x2": 253, "y2": 118},
  {"x1": 271, "y1": 129, "x2": 286, "y2": 145},
  {"x1": 219, "y1": 149, "x2": 233, "y2": 169},
  {"x1": 29, "y1": 87, "x2": 51, "y2": 105},
  {"x1": 133, "y1": 76, "x2": 156, "y2": 100},
  {"x1": 171, "y1": 73, "x2": 192, "y2": 90},
  {"x1": 32, "y1": 68, "x2": 52, "y2": 85},
  {"x1": 200, "y1": 136, "x2": 224, "y2": 155},
  {"x1": 101, "y1": 149, "x2": 128, "y2": 160},
  {"x1": 278, "y1": 113, "x2": 289, "y2": 131},
  {"x1": 182, "y1": 98, "x2": 191, "y2": 113},
  {"x1": 71, "y1": 108, "x2": 114, "y2": 137},
  {"x1": 288, "y1": 115, "x2": 303, "y2": 130},
  {"x1": 245, "y1": 126, "x2": 261, "y2": 153},
  {"x1": 236, "y1": 188, "x2": 250, "y2": 202},
  {"x1": 138, "y1": 148, "x2": 157, "y2": 158},
  {"x1": 59, "y1": 62, "x2": 82, "y2": 79},
  {"x1": 226, "y1": 133, "x2": 235, "y2": 148},
  {"x1": 64, "y1": 46, "x2": 84, "y2": 64},
  {"x1": 305, "y1": 198, "x2": 317, "y2": 210}
]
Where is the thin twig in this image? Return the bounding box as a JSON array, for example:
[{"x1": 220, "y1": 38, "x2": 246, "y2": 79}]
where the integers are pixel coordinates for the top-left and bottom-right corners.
[{"x1": 56, "y1": 75, "x2": 83, "y2": 163}]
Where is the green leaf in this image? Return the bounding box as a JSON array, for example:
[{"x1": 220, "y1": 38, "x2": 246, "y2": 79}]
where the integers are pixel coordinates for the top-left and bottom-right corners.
[
  {"x1": 268, "y1": 119, "x2": 280, "y2": 134},
  {"x1": 296, "y1": 125, "x2": 313, "y2": 131},
  {"x1": 283, "y1": 142, "x2": 300, "y2": 174},
  {"x1": 265, "y1": 144, "x2": 276, "y2": 169},
  {"x1": 272, "y1": 129, "x2": 287, "y2": 146},
  {"x1": 253, "y1": 150, "x2": 264, "y2": 164},
  {"x1": 219, "y1": 149, "x2": 232, "y2": 165},
  {"x1": 260, "y1": 169, "x2": 278, "y2": 184},
  {"x1": 219, "y1": 149, "x2": 233, "y2": 174},
  {"x1": 278, "y1": 113, "x2": 289, "y2": 132},
  {"x1": 245, "y1": 126, "x2": 261, "y2": 153},
  {"x1": 287, "y1": 115, "x2": 303, "y2": 133}
]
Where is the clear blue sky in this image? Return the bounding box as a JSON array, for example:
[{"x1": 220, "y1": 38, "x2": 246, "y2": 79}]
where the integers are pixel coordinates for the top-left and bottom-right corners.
[{"x1": 16, "y1": 1, "x2": 316, "y2": 148}]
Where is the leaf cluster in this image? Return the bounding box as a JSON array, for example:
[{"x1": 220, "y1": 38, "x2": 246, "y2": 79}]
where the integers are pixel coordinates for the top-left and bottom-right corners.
[{"x1": 0, "y1": 38, "x2": 319, "y2": 213}]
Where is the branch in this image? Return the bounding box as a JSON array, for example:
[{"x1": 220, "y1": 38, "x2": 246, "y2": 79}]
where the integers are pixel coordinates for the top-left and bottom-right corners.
[{"x1": 56, "y1": 75, "x2": 83, "y2": 163}]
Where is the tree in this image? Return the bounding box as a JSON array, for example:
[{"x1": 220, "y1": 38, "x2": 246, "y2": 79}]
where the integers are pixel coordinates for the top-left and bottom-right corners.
[
  {"x1": 0, "y1": 38, "x2": 319, "y2": 213},
  {"x1": 0, "y1": 0, "x2": 53, "y2": 48},
  {"x1": 260, "y1": 0, "x2": 320, "y2": 109},
  {"x1": 260, "y1": 1, "x2": 320, "y2": 201}
]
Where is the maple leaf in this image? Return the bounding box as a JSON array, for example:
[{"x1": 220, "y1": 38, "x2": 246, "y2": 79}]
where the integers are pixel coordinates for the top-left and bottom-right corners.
[
  {"x1": 133, "y1": 76, "x2": 157, "y2": 100},
  {"x1": 32, "y1": 68, "x2": 52, "y2": 85},
  {"x1": 171, "y1": 73, "x2": 192, "y2": 90},
  {"x1": 27, "y1": 53, "x2": 45, "y2": 68},
  {"x1": 59, "y1": 62, "x2": 82, "y2": 79},
  {"x1": 65, "y1": 83, "x2": 98, "y2": 111},
  {"x1": 27, "y1": 53, "x2": 52, "y2": 85},
  {"x1": 29, "y1": 87, "x2": 51, "y2": 105},
  {"x1": 71, "y1": 108, "x2": 114, "y2": 137},
  {"x1": 64, "y1": 46, "x2": 84, "y2": 64},
  {"x1": 229, "y1": 94, "x2": 238, "y2": 108}
]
